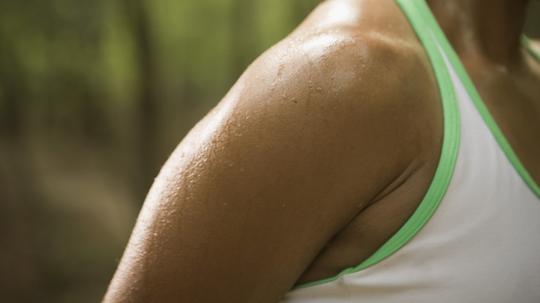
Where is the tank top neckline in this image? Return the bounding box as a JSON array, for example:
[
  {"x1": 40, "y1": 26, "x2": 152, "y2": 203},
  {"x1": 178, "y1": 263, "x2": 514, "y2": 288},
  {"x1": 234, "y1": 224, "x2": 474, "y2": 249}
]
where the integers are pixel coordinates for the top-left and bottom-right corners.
[
  {"x1": 290, "y1": 0, "x2": 540, "y2": 292},
  {"x1": 407, "y1": 0, "x2": 540, "y2": 199}
]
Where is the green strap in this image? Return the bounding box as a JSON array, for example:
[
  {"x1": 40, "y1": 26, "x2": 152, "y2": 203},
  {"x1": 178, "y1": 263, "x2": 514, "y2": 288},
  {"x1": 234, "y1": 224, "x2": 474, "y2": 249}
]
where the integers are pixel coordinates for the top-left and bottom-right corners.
[
  {"x1": 292, "y1": 0, "x2": 461, "y2": 290},
  {"x1": 411, "y1": 0, "x2": 540, "y2": 199},
  {"x1": 294, "y1": 0, "x2": 539, "y2": 292}
]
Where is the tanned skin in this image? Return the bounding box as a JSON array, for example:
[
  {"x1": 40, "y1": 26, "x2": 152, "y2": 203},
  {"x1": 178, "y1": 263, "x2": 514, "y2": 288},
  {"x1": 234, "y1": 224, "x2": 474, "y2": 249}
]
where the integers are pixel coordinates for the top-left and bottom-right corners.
[
  {"x1": 104, "y1": 0, "x2": 539, "y2": 302},
  {"x1": 429, "y1": 0, "x2": 540, "y2": 182}
]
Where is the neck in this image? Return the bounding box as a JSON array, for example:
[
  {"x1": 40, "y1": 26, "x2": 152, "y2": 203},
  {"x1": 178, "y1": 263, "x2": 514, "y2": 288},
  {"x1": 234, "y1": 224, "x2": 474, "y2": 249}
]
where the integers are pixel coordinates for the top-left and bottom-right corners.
[{"x1": 427, "y1": 0, "x2": 529, "y2": 66}]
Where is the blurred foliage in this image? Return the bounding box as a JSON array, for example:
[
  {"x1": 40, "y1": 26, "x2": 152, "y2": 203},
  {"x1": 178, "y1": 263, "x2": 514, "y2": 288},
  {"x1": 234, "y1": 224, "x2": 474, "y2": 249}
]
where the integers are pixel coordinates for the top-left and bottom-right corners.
[
  {"x1": 0, "y1": 0, "x2": 317, "y2": 302},
  {"x1": 0, "y1": 0, "x2": 538, "y2": 302}
]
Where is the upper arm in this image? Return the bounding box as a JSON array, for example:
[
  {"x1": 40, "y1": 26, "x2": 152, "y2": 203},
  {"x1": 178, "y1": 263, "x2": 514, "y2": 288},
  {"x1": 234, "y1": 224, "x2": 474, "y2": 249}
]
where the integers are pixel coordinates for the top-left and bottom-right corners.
[{"x1": 104, "y1": 32, "x2": 427, "y2": 303}]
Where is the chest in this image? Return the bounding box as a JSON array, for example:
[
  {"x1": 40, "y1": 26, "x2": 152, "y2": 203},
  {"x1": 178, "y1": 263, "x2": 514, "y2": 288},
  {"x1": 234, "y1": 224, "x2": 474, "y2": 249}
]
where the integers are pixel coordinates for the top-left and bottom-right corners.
[{"x1": 467, "y1": 61, "x2": 540, "y2": 185}]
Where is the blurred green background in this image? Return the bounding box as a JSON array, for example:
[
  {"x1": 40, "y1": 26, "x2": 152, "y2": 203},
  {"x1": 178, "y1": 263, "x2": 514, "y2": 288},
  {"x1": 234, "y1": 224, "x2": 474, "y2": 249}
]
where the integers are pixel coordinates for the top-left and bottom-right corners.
[{"x1": 0, "y1": 0, "x2": 538, "y2": 302}]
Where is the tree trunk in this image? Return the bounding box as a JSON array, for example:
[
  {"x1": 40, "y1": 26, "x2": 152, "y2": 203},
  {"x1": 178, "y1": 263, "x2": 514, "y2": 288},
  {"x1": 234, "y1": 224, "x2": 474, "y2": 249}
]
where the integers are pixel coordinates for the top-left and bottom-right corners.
[{"x1": 125, "y1": 0, "x2": 160, "y2": 203}]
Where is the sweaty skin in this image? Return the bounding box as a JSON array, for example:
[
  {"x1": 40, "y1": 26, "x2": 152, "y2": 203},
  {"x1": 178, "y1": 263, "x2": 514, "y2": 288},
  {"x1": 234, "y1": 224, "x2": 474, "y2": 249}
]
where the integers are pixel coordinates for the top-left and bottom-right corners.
[{"x1": 104, "y1": 0, "x2": 540, "y2": 302}]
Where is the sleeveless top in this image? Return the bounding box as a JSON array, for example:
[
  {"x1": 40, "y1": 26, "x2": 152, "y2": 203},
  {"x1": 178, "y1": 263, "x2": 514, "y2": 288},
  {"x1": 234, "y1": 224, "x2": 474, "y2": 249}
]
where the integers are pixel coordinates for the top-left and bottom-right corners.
[{"x1": 281, "y1": 0, "x2": 540, "y2": 302}]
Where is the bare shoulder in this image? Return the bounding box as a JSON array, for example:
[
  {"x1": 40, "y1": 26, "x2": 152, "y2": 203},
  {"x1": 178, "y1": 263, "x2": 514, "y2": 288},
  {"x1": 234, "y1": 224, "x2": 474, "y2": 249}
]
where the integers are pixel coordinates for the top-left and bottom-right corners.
[
  {"x1": 227, "y1": 0, "x2": 442, "y2": 179},
  {"x1": 104, "y1": 1, "x2": 444, "y2": 302}
]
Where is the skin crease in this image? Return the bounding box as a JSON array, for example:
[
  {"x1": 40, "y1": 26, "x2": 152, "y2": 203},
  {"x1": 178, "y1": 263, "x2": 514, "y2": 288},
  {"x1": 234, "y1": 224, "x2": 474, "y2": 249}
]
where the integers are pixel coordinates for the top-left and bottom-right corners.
[{"x1": 104, "y1": 0, "x2": 539, "y2": 302}]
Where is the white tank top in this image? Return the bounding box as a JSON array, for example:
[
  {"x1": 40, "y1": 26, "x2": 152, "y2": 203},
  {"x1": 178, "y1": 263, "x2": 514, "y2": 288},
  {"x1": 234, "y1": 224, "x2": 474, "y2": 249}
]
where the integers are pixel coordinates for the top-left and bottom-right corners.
[{"x1": 281, "y1": 0, "x2": 540, "y2": 302}]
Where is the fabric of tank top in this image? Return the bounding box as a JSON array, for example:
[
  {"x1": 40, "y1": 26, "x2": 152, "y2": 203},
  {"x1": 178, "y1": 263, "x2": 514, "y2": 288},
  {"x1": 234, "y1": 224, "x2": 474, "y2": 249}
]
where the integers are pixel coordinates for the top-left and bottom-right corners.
[{"x1": 281, "y1": 0, "x2": 540, "y2": 302}]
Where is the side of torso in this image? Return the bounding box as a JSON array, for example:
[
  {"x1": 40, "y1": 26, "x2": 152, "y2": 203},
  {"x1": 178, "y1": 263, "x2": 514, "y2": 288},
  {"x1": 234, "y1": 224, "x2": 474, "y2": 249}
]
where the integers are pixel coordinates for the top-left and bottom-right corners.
[
  {"x1": 289, "y1": 0, "x2": 540, "y2": 300},
  {"x1": 293, "y1": 0, "x2": 446, "y2": 284}
]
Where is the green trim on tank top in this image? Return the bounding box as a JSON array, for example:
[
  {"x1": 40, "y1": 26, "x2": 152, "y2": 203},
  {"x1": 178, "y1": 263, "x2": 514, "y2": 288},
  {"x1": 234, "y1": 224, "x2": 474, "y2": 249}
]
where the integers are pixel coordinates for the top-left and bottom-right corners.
[
  {"x1": 411, "y1": 0, "x2": 540, "y2": 199},
  {"x1": 292, "y1": 0, "x2": 461, "y2": 291}
]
